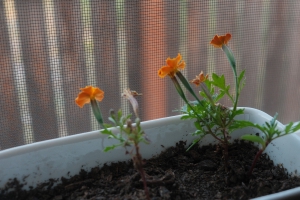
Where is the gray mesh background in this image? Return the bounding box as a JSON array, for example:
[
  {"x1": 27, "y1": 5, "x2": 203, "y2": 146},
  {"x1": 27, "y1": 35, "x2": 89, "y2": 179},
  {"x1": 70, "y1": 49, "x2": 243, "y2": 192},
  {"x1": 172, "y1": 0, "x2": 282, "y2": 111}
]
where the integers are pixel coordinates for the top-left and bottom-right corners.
[{"x1": 1, "y1": 1, "x2": 300, "y2": 150}]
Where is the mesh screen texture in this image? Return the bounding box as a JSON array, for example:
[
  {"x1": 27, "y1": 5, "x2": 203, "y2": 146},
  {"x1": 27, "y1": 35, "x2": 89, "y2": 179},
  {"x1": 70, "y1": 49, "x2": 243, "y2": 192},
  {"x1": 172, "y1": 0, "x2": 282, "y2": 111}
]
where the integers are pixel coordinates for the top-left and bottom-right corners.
[{"x1": 1, "y1": 1, "x2": 300, "y2": 150}]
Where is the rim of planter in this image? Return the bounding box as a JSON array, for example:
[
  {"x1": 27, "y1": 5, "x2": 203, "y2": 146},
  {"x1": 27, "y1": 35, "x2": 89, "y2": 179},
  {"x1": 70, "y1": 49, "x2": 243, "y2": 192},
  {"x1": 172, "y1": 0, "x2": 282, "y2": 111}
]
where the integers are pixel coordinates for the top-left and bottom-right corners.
[{"x1": 0, "y1": 107, "x2": 300, "y2": 199}]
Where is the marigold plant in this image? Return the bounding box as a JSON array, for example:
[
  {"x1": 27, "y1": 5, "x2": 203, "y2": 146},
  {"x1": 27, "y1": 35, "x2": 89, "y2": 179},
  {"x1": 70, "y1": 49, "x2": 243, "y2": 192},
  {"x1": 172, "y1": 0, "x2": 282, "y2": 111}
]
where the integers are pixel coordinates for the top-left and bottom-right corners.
[
  {"x1": 75, "y1": 87, "x2": 150, "y2": 199},
  {"x1": 159, "y1": 33, "x2": 300, "y2": 174},
  {"x1": 159, "y1": 34, "x2": 246, "y2": 171}
]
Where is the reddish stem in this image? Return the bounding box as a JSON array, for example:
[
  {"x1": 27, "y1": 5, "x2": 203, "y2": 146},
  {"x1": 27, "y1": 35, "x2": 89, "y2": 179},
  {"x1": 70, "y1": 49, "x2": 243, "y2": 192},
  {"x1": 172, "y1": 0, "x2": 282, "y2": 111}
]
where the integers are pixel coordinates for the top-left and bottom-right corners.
[
  {"x1": 207, "y1": 125, "x2": 223, "y2": 143},
  {"x1": 247, "y1": 149, "x2": 263, "y2": 176},
  {"x1": 138, "y1": 166, "x2": 150, "y2": 200},
  {"x1": 134, "y1": 145, "x2": 150, "y2": 200}
]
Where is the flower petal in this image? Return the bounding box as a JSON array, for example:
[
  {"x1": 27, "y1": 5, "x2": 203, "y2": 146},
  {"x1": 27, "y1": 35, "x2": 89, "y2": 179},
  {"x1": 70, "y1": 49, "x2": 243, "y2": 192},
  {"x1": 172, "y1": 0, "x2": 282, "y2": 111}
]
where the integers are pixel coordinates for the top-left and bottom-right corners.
[
  {"x1": 224, "y1": 33, "x2": 231, "y2": 45},
  {"x1": 75, "y1": 86, "x2": 104, "y2": 108},
  {"x1": 158, "y1": 66, "x2": 171, "y2": 78},
  {"x1": 177, "y1": 61, "x2": 186, "y2": 70},
  {"x1": 75, "y1": 92, "x2": 91, "y2": 108},
  {"x1": 210, "y1": 35, "x2": 223, "y2": 48},
  {"x1": 210, "y1": 33, "x2": 231, "y2": 48},
  {"x1": 166, "y1": 57, "x2": 175, "y2": 68},
  {"x1": 158, "y1": 53, "x2": 186, "y2": 78},
  {"x1": 94, "y1": 88, "x2": 104, "y2": 102},
  {"x1": 190, "y1": 71, "x2": 209, "y2": 87},
  {"x1": 190, "y1": 78, "x2": 200, "y2": 86},
  {"x1": 175, "y1": 53, "x2": 182, "y2": 65},
  {"x1": 80, "y1": 86, "x2": 94, "y2": 96}
]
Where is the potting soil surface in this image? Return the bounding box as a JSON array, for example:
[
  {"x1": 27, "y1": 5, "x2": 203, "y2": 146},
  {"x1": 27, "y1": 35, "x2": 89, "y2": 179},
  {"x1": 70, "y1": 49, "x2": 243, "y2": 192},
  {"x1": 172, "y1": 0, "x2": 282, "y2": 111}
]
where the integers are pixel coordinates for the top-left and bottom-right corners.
[{"x1": 1, "y1": 140, "x2": 300, "y2": 200}]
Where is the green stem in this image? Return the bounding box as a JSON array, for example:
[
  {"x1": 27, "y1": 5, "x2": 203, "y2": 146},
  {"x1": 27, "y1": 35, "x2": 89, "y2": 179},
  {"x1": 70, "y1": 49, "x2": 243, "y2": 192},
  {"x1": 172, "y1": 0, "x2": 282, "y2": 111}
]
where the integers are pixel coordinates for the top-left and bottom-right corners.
[
  {"x1": 91, "y1": 99, "x2": 104, "y2": 128},
  {"x1": 176, "y1": 71, "x2": 203, "y2": 106},
  {"x1": 176, "y1": 71, "x2": 218, "y2": 122},
  {"x1": 171, "y1": 76, "x2": 201, "y2": 118},
  {"x1": 222, "y1": 45, "x2": 239, "y2": 113}
]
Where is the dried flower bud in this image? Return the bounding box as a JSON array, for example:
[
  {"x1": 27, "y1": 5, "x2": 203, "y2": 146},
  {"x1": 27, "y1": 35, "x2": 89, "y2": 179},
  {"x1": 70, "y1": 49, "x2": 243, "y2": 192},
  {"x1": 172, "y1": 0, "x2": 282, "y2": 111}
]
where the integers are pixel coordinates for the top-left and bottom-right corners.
[
  {"x1": 190, "y1": 71, "x2": 208, "y2": 87},
  {"x1": 122, "y1": 88, "x2": 140, "y2": 118},
  {"x1": 126, "y1": 119, "x2": 132, "y2": 130},
  {"x1": 131, "y1": 90, "x2": 142, "y2": 96}
]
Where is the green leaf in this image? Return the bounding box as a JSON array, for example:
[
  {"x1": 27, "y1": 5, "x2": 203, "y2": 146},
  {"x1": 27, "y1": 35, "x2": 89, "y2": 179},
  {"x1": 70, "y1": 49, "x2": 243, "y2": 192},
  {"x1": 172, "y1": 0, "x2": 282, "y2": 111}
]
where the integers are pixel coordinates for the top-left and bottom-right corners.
[
  {"x1": 104, "y1": 144, "x2": 123, "y2": 152},
  {"x1": 212, "y1": 73, "x2": 226, "y2": 90},
  {"x1": 199, "y1": 91, "x2": 207, "y2": 98},
  {"x1": 214, "y1": 90, "x2": 226, "y2": 102},
  {"x1": 229, "y1": 120, "x2": 254, "y2": 130},
  {"x1": 176, "y1": 71, "x2": 203, "y2": 105},
  {"x1": 238, "y1": 70, "x2": 246, "y2": 92},
  {"x1": 117, "y1": 109, "x2": 123, "y2": 119},
  {"x1": 241, "y1": 134, "x2": 265, "y2": 147},
  {"x1": 194, "y1": 121, "x2": 202, "y2": 130},
  {"x1": 270, "y1": 113, "x2": 278, "y2": 127},
  {"x1": 292, "y1": 122, "x2": 300, "y2": 132},
  {"x1": 204, "y1": 79, "x2": 212, "y2": 91},
  {"x1": 230, "y1": 108, "x2": 244, "y2": 118},
  {"x1": 108, "y1": 117, "x2": 116, "y2": 125},
  {"x1": 101, "y1": 128, "x2": 112, "y2": 135},
  {"x1": 181, "y1": 115, "x2": 190, "y2": 120},
  {"x1": 285, "y1": 122, "x2": 293, "y2": 133},
  {"x1": 283, "y1": 121, "x2": 300, "y2": 134},
  {"x1": 103, "y1": 123, "x2": 114, "y2": 128}
]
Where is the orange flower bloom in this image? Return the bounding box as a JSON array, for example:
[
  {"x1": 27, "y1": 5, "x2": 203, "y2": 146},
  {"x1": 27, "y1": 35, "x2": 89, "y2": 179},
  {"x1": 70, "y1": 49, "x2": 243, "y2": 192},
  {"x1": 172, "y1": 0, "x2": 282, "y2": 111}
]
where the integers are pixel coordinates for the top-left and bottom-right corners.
[
  {"x1": 75, "y1": 86, "x2": 104, "y2": 108},
  {"x1": 190, "y1": 71, "x2": 209, "y2": 86},
  {"x1": 158, "y1": 53, "x2": 186, "y2": 78},
  {"x1": 210, "y1": 33, "x2": 231, "y2": 48}
]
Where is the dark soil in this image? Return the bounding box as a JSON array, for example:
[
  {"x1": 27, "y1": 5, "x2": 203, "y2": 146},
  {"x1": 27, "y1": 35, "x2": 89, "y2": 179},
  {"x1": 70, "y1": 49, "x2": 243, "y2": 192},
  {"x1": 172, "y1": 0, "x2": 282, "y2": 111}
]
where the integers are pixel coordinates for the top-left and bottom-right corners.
[{"x1": 1, "y1": 140, "x2": 300, "y2": 200}]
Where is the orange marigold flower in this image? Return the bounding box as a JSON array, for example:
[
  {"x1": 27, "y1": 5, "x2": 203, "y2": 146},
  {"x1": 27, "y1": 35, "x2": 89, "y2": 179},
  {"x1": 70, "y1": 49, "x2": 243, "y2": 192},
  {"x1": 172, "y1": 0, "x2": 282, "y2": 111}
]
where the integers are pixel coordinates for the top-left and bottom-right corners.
[
  {"x1": 75, "y1": 86, "x2": 104, "y2": 108},
  {"x1": 210, "y1": 33, "x2": 231, "y2": 48},
  {"x1": 158, "y1": 53, "x2": 186, "y2": 78},
  {"x1": 190, "y1": 71, "x2": 209, "y2": 86}
]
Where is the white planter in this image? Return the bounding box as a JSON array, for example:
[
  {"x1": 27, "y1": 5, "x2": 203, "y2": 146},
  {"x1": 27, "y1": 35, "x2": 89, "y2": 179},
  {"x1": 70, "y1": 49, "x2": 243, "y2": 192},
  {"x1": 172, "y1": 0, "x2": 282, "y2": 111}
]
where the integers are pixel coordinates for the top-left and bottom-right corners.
[{"x1": 0, "y1": 107, "x2": 300, "y2": 199}]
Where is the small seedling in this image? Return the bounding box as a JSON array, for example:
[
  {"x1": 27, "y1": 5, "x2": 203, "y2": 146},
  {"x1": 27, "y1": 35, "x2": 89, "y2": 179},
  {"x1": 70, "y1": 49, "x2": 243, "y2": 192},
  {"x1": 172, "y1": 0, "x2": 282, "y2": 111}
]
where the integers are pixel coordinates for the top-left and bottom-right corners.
[
  {"x1": 76, "y1": 87, "x2": 150, "y2": 199},
  {"x1": 240, "y1": 113, "x2": 300, "y2": 176}
]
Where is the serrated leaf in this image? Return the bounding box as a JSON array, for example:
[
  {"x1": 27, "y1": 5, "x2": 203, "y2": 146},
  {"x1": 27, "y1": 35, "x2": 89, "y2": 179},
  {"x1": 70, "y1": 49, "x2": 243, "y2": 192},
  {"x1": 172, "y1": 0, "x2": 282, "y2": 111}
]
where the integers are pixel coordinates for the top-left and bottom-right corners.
[{"x1": 241, "y1": 134, "x2": 265, "y2": 147}]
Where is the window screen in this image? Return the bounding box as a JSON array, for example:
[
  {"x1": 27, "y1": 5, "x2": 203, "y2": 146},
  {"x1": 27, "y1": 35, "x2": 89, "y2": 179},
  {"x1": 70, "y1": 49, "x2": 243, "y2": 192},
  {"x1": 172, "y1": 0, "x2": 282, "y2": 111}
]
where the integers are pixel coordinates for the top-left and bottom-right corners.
[{"x1": 1, "y1": 0, "x2": 300, "y2": 150}]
